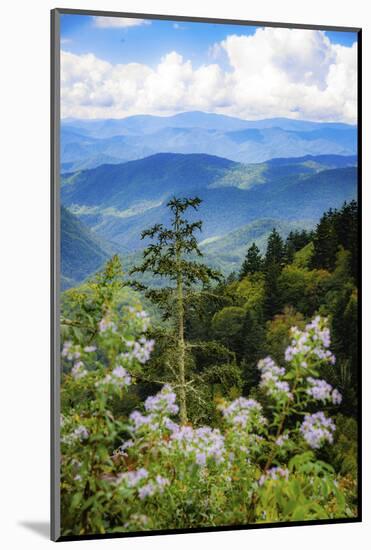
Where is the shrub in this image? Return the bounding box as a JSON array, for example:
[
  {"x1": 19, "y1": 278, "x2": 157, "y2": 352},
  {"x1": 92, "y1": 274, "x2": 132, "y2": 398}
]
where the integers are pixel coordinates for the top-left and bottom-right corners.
[{"x1": 60, "y1": 308, "x2": 356, "y2": 535}]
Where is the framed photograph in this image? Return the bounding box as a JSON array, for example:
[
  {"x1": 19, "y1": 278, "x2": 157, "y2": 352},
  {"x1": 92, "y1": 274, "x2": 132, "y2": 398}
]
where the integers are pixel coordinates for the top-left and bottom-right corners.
[{"x1": 51, "y1": 8, "x2": 361, "y2": 542}]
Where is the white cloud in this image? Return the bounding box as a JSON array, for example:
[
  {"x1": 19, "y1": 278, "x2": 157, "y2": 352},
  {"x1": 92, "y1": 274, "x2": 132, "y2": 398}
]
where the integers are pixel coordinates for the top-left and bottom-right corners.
[
  {"x1": 61, "y1": 28, "x2": 357, "y2": 123},
  {"x1": 93, "y1": 16, "x2": 150, "y2": 28}
]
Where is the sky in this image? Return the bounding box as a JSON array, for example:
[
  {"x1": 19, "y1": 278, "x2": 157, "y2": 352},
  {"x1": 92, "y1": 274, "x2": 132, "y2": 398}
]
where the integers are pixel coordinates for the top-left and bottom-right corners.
[{"x1": 60, "y1": 14, "x2": 358, "y2": 123}]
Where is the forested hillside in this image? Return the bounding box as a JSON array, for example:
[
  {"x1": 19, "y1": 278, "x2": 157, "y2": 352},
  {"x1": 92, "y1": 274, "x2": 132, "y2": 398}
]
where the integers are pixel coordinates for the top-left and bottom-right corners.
[
  {"x1": 61, "y1": 206, "x2": 109, "y2": 289},
  {"x1": 60, "y1": 152, "x2": 356, "y2": 283}
]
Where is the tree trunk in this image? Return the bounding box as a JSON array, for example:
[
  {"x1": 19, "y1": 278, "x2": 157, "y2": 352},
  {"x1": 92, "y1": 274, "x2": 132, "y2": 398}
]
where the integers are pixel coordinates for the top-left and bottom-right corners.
[{"x1": 176, "y1": 227, "x2": 187, "y2": 424}]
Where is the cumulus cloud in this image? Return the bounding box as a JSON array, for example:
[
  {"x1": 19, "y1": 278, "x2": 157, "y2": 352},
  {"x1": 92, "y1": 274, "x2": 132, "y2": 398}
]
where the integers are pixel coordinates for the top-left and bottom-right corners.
[
  {"x1": 93, "y1": 16, "x2": 150, "y2": 28},
  {"x1": 61, "y1": 27, "x2": 357, "y2": 122}
]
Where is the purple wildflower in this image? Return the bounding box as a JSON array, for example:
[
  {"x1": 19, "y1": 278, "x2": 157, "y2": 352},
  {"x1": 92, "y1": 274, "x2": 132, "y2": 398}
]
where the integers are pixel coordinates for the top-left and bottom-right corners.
[
  {"x1": 331, "y1": 388, "x2": 342, "y2": 405},
  {"x1": 98, "y1": 317, "x2": 117, "y2": 333},
  {"x1": 138, "y1": 482, "x2": 155, "y2": 500},
  {"x1": 258, "y1": 357, "x2": 293, "y2": 400},
  {"x1": 220, "y1": 397, "x2": 265, "y2": 429},
  {"x1": 285, "y1": 317, "x2": 336, "y2": 366},
  {"x1": 300, "y1": 411, "x2": 335, "y2": 449},
  {"x1": 73, "y1": 425, "x2": 89, "y2": 441},
  {"x1": 71, "y1": 361, "x2": 87, "y2": 380},
  {"x1": 144, "y1": 385, "x2": 179, "y2": 416}
]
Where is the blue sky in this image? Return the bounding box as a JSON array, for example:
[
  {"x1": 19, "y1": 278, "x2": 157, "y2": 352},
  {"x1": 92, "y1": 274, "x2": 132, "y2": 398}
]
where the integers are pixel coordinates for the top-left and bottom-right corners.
[
  {"x1": 60, "y1": 14, "x2": 358, "y2": 123},
  {"x1": 61, "y1": 14, "x2": 357, "y2": 68}
]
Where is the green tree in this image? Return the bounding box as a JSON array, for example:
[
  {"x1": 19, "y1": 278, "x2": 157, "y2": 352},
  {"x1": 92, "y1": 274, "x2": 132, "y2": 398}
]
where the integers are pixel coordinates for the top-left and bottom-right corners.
[
  {"x1": 264, "y1": 228, "x2": 285, "y2": 318},
  {"x1": 240, "y1": 308, "x2": 266, "y2": 391},
  {"x1": 130, "y1": 197, "x2": 221, "y2": 423},
  {"x1": 285, "y1": 229, "x2": 314, "y2": 263},
  {"x1": 277, "y1": 264, "x2": 331, "y2": 316},
  {"x1": 334, "y1": 201, "x2": 358, "y2": 279},
  {"x1": 239, "y1": 242, "x2": 263, "y2": 280}
]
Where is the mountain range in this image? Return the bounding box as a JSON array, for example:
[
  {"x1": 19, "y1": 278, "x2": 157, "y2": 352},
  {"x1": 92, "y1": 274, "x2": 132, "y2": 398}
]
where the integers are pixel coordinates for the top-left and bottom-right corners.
[
  {"x1": 61, "y1": 111, "x2": 357, "y2": 171},
  {"x1": 60, "y1": 151, "x2": 357, "y2": 287},
  {"x1": 59, "y1": 111, "x2": 358, "y2": 288}
]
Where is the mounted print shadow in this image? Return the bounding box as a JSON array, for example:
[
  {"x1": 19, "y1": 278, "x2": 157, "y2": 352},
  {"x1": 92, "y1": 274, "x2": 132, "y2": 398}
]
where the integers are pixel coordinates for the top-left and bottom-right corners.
[{"x1": 51, "y1": 8, "x2": 361, "y2": 541}]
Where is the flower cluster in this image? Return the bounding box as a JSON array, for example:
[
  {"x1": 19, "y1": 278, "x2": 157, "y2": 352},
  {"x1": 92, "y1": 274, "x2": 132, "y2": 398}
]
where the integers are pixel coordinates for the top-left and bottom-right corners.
[
  {"x1": 120, "y1": 337, "x2": 155, "y2": 365},
  {"x1": 128, "y1": 386, "x2": 179, "y2": 434},
  {"x1": 259, "y1": 467, "x2": 289, "y2": 486},
  {"x1": 118, "y1": 467, "x2": 149, "y2": 487},
  {"x1": 128, "y1": 307, "x2": 151, "y2": 331},
  {"x1": 257, "y1": 357, "x2": 293, "y2": 400},
  {"x1": 285, "y1": 316, "x2": 336, "y2": 366},
  {"x1": 144, "y1": 385, "x2": 179, "y2": 416},
  {"x1": 300, "y1": 411, "x2": 335, "y2": 449},
  {"x1": 306, "y1": 377, "x2": 342, "y2": 405},
  {"x1": 117, "y1": 468, "x2": 170, "y2": 500},
  {"x1": 98, "y1": 317, "x2": 117, "y2": 333},
  {"x1": 129, "y1": 410, "x2": 159, "y2": 432},
  {"x1": 71, "y1": 360, "x2": 87, "y2": 380},
  {"x1": 62, "y1": 341, "x2": 81, "y2": 361},
  {"x1": 170, "y1": 425, "x2": 226, "y2": 466},
  {"x1": 220, "y1": 397, "x2": 265, "y2": 430},
  {"x1": 138, "y1": 476, "x2": 170, "y2": 500},
  {"x1": 73, "y1": 425, "x2": 89, "y2": 441},
  {"x1": 97, "y1": 365, "x2": 132, "y2": 390}
]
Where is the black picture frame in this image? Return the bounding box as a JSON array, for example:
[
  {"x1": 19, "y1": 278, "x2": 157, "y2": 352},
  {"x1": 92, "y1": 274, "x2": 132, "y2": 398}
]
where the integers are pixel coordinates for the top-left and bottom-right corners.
[{"x1": 51, "y1": 8, "x2": 362, "y2": 542}]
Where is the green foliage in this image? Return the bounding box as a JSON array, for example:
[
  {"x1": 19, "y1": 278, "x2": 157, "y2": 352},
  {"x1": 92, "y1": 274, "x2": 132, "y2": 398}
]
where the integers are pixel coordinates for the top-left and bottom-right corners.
[
  {"x1": 60, "y1": 289, "x2": 357, "y2": 535},
  {"x1": 292, "y1": 241, "x2": 314, "y2": 268},
  {"x1": 264, "y1": 228, "x2": 285, "y2": 318},
  {"x1": 130, "y1": 197, "x2": 221, "y2": 423},
  {"x1": 278, "y1": 265, "x2": 331, "y2": 316},
  {"x1": 212, "y1": 306, "x2": 246, "y2": 345},
  {"x1": 239, "y1": 242, "x2": 263, "y2": 279},
  {"x1": 311, "y1": 201, "x2": 358, "y2": 277},
  {"x1": 60, "y1": 190, "x2": 359, "y2": 536},
  {"x1": 285, "y1": 229, "x2": 314, "y2": 264},
  {"x1": 328, "y1": 414, "x2": 358, "y2": 478},
  {"x1": 265, "y1": 307, "x2": 305, "y2": 364}
]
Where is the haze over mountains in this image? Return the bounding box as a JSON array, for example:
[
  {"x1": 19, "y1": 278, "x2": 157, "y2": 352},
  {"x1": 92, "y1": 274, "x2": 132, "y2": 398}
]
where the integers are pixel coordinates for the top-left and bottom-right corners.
[
  {"x1": 61, "y1": 111, "x2": 357, "y2": 172},
  {"x1": 60, "y1": 112, "x2": 358, "y2": 289}
]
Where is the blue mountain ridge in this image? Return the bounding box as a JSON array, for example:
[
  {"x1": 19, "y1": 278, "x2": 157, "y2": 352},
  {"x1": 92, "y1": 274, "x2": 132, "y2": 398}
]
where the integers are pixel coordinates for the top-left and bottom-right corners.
[
  {"x1": 61, "y1": 152, "x2": 357, "y2": 254},
  {"x1": 61, "y1": 112, "x2": 356, "y2": 170}
]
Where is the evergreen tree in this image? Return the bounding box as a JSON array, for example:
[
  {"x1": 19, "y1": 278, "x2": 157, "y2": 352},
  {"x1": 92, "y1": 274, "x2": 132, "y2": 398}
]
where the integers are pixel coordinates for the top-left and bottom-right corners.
[
  {"x1": 264, "y1": 228, "x2": 285, "y2": 318},
  {"x1": 285, "y1": 229, "x2": 314, "y2": 263},
  {"x1": 130, "y1": 197, "x2": 221, "y2": 423},
  {"x1": 239, "y1": 242, "x2": 263, "y2": 280},
  {"x1": 265, "y1": 228, "x2": 285, "y2": 269},
  {"x1": 240, "y1": 308, "x2": 266, "y2": 391},
  {"x1": 311, "y1": 202, "x2": 358, "y2": 276},
  {"x1": 311, "y1": 209, "x2": 339, "y2": 271},
  {"x1": 334, "y1": 201, "x2": 358, "y2": 279}
]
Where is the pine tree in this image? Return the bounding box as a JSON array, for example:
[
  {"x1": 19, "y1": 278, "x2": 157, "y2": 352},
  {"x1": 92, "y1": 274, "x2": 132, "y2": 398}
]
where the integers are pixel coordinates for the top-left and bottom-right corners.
[
  {"x1": 130, "y1": 197, "x2": 221, "y2": 423},
  {"x1": 239, "y1": 242, "x2": 263, "y2": 279},
  {"x1": 311, "y1": 202, "x2": 358, "y2": 276},
  {"x1": 240, "y1": 308, "x2": 265, "y2": 391},
  {"x1": 264, "y1": 228, "x2": 285, "y2": 318},
  {"x1": 310, "y1": 209, "x2": 338, "y2": 271},
  {"x1": 284, "y1": 229, "x2": 314, "y2": 263},
  {"x1": 334, "y1": 201, "x2": 358, "y2": 279}
]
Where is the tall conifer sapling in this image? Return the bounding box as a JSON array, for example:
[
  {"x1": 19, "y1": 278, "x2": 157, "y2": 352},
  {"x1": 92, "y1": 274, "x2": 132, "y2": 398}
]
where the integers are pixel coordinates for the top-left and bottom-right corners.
[{"x1": 130, "y1": 197, "x2": 221, "y2": 423}]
